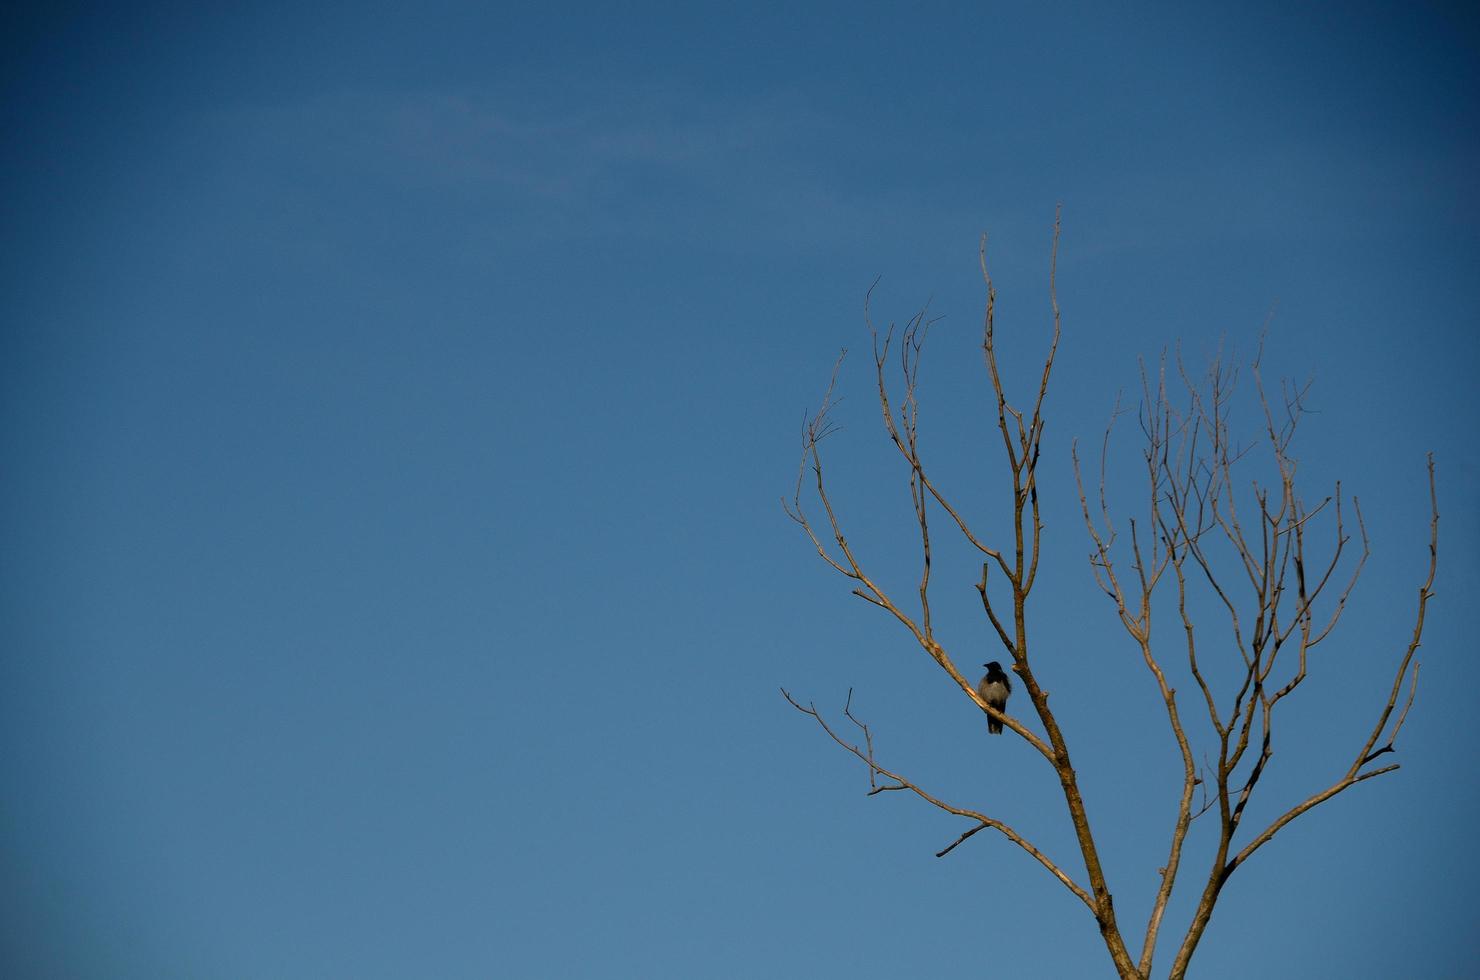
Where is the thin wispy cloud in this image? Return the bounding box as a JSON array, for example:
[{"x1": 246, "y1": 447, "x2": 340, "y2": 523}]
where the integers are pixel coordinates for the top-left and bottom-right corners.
[{"x1": 202, "y1": 83, "x2": 959, "y2": 252}]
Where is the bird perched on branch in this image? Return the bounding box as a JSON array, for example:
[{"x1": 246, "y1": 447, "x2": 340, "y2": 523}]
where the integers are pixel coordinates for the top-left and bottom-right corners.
[{"x1": 978, "y1": 661, "x2": 1011, "y2": 735}]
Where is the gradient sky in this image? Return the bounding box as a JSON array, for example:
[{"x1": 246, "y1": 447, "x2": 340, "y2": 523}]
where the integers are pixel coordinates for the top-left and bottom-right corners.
[{"x1": 3, "y1": 2, "x2": 1477, "y2": 977}]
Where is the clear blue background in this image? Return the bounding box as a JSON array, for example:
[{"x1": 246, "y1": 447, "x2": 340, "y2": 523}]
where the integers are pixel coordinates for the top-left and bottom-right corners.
[{"x1": 3, "y1": 2, "x2": 1476, "y2": 977}]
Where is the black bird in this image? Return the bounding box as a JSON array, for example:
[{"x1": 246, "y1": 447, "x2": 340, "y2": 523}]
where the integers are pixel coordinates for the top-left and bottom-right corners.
[{"x1": 978, "y1": 661, "x2": 1011, "y2": 735}]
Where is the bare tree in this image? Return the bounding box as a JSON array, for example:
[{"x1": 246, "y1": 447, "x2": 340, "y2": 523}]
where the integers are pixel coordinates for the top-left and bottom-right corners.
[{"x1": 781, "y1": 212, "x2": 1439, "y2": 980}]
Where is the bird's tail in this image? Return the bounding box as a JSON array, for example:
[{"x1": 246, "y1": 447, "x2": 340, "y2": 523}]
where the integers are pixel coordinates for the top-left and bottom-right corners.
[{"x1": 988, "y1": 716, "x2": 1003, "y2": 735}]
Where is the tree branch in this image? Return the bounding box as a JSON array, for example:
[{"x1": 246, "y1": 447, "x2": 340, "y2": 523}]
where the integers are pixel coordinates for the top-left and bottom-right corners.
[{"x1": 780, "y1": 687, "x2": 1094, "y2": 911}]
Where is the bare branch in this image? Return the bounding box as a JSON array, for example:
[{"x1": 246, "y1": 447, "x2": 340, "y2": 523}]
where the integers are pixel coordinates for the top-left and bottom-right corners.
[
  {"x1": 1353, "y1": 455, "x2": 1438, "y2": 768},
  {"x1": 780, "y1": 687, "x2": 1094, "y2": 910}
]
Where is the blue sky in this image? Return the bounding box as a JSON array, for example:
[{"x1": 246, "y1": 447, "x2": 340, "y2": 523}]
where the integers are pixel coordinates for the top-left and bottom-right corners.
[{"x1": 2, "y1": 2, "x2": 1476, "y2": 977}]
